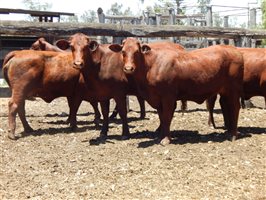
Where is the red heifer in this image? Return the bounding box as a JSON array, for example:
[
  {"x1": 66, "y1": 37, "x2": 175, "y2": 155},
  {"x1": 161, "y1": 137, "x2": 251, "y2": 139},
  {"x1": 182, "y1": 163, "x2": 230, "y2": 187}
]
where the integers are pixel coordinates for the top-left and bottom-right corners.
[
  {"x1": 30, "y1": 37, "x2": 65, "y2": 52},
  {"x1": 57, "y1": 33, "x2": 135, "y2": 139},
  {"x1": 30, "y1": 37, "x2": 101, "y2": 123},
  {"x1": 110, "y1": 38, "x2": 244, "y2": 145},
  {"x1": 2, "y1": 50, "x2": 93, "y2": 139},
  {"x1": 207, "y1": 47, "x2": 266, "y2": 128},
  {"x1": 109, "y1": 41, "x2": 185, "y2": 119}
]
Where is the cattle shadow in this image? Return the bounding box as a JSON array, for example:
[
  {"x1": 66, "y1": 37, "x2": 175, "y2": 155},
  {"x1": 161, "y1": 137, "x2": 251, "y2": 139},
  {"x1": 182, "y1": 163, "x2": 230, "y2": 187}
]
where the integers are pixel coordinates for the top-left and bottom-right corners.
[
  {"x1": 238, "y1": 126, "x2": 266, "y2": 135},
  {"x1": 18, "y1": 121, "x2": 104, "y2": 139},
  {"x1": 136, "y1": 129, "x2": 253, "y2": 148}
]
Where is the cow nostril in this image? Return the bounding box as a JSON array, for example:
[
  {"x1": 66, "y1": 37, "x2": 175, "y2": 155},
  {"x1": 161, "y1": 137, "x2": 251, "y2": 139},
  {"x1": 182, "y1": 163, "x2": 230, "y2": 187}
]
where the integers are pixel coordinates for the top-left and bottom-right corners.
[
  {"x1": 73, "y1": 61, "x2": 84, "y2": 69},
  {"x1": 124, "y1": 66, "x2": 134, "y2": 73}
]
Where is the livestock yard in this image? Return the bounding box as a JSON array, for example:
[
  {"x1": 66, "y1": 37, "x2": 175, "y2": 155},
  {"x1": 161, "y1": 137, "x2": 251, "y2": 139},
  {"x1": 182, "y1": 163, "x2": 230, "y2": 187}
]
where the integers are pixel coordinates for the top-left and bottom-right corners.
[{"x1": 0, "y1": 96, "x2": 265, "y2": 199}]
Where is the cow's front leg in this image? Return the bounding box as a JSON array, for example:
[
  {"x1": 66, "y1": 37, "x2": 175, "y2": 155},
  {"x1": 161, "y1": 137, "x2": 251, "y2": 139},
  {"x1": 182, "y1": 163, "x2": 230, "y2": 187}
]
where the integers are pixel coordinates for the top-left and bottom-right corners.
[
  {"x1": 159, "y1": 98, "x2": 176, "y2": 146},
  {"x1": 115, "y1": 96, "x2": 130, "y2": 140}
]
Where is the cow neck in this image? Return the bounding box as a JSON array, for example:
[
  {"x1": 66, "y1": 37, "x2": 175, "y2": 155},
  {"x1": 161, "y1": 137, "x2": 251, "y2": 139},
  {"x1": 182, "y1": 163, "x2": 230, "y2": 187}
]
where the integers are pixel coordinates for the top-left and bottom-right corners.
[
  {"x1": 132, "y1": 53, "x2": 149, "y2": 86},
  {"x1": 81, "y1": 48, "x2": 103, "y2": 82}
]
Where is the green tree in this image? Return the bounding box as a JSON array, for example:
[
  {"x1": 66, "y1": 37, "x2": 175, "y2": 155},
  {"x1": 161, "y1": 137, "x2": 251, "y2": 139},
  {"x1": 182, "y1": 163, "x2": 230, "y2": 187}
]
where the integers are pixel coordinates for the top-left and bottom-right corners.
[
  {"x1": 80, "y1": 10, "x2": 97, "y2": 23},
  {"x1": 197, "y1": 0, "x2": 211, "y2": 14},
  {"x1": 107, "y1": 3, "x2": 124, "y2": 15},
  {"x1": 23, "y1": 0, "x2": 52, "y2": 11},
  {"x1": 262, "y1": 0, "x2": 266, "y2": 28},
  {"x1": 22, "y1": 0, "x2": 52, "y2": 21}
]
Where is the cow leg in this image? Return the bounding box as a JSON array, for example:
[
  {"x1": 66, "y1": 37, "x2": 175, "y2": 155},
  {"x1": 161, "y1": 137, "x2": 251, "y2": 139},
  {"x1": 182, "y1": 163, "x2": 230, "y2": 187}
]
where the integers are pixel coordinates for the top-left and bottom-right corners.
[
  {"x1": 109, "y1": 104, "x2": 119, "y2": 119},
  {"x1": 18, "y1": 100, "x2": 33, "y2": 133},
  {"x1": 160, "y1": 99, "x2": 176, "y2": 146},
  {"x1": 7, "y1": 98, "x2": 19, "y2": 140},
  {"x1": 99, "y1": 100, "x2": 110, "y2": 139},
  {"x1": 114, "y1": 96, "x2": 130, "y2": 140},
  {"x1": 226, "y1": 95, "x2": 240, "y2": 141},
  {"x1": 137, "y1": 95, "x2": 146, "y2": 119},
  {"x1": 180, "y1": 100, "x2": 187, "y2": 114},
  {"x1": 68, "y1": 98, "x2": 82, "y2": 131},
  {"x1": 240, "y1": 97, "x2": 245, "y2": 109},
  {"x1": 90, "y1": 100, "x2": 101, "y2": 126},
  {"x1": 206, "y1": 95, "x2": 217, "y2": 128},
  {"x1": 219, "y1": 96, "x2": 229, "y2": 130}
]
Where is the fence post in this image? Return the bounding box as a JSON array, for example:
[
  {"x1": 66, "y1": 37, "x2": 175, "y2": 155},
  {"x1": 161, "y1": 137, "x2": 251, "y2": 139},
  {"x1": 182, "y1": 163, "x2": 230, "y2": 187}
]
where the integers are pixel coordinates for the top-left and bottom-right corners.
[
  {"x1": 206, "y1": 6, "x2": 213, "y2": 27},
  {"x1": 249, "y1": 8, "x2": 257, "y2": 29},
  {"x1": 97, "y1": 7, "x2": 107, "y2": 44},
  {"x1": 155, "y1": 13, "x2": 161, "y2": 25},
  {"x1": 251, "y1": 39, "x2": 256, "y2": 48},
  {"x1": 229, "y1": 39, "x2": 235, "y2": 46},
  {"x1": 223, "y1": 16, "x2": 229, "y2": 28},
  {"x1": 169, "y1": 8, "x2": 176, "y2": 42}
]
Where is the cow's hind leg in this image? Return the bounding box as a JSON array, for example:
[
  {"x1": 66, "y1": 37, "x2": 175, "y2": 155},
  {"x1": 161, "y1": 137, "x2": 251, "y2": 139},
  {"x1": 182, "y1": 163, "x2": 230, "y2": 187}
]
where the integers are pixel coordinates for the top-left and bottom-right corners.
[
  {"x1": 18, "y1": 100, "x2": 33, "y2": 133},
  {"x1": 206, "y1": 95, "x2": 217, "y2": 128},
  {"x1": 224, "y1": 95, "x2": 241, "y2": 141},
  {"x1": 219, "y1": 96, "x2": 230, "y2": 130},
  {"x1": 99, "y1": 100, "x2": 110, "y2": 139}
]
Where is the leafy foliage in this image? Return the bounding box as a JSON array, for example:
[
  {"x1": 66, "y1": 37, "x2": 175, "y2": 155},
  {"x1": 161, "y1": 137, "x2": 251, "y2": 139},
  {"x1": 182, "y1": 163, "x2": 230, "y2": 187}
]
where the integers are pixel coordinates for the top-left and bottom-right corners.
[
  {"x1": 80, "y1": 10, "x2": 97, "y2": 23},
  {"x1": 262, "y1": 0, "x2": 266, "y2": 28},
  {"x1": 22, "y1": 0, "x2": 52, "y2": 11}
]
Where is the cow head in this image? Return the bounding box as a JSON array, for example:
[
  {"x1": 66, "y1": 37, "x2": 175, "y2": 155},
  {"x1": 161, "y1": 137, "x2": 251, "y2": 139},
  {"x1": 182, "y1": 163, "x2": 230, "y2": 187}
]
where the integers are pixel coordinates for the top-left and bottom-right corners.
[
  {"x1": 55, "y1": 33, "x2": 99, "y2": 69},
  {"x1": 109, "y1": 37, "x2": 150, "y2": 74},
  {"x1": 30, "y1": 37, "x2": 46, "y2": 50}
]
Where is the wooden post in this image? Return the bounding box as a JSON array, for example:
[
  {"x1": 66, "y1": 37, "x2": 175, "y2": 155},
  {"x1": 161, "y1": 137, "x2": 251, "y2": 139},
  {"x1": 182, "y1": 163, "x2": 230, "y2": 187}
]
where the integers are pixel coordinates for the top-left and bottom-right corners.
[
  {"x1": 206, "y1": 6, "x2": 213, "y2": 27},
  {"x1": 168, "y1": 8, "x2": 175, "y2": 25},
  {"x1": 169, "y1": 8, "x2": 176, "y2": 42},
  {"x1": 223, "y1": 16, "x2": 229, "y2": 28},
  {"x1": 249, "y1": 8, "x2": 256, "y2": 29},
  {"x1": 251, "y1": 39, "x2": 256, "y2": 48},
  {"x1": 229, "y1": 39, "x2": 235, "y2": 46},
  {"x1": 155, "y1": 13, "x2": 161, "y2": 25},
  {"x1": 241, "y1": 36, "x2": 251, "y2": 47},
  {"x1": 145, "y1": 11, "x2": 150, "y2": 25},
  {"x1": 97, "y1": 7, "x2": 107, "y2": 44}
]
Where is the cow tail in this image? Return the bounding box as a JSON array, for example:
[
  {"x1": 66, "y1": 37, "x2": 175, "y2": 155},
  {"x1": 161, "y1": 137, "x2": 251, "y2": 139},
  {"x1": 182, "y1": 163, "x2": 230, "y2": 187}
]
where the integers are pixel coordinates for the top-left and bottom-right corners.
[{"x1": 2, "y1": 51, "x2": 16, "y2": 87}]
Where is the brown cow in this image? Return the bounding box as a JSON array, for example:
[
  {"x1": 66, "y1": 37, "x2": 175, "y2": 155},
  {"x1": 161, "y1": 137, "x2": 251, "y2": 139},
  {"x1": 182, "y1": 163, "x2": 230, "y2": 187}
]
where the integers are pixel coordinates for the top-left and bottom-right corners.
[
  {"x1": 207, "y1": 47, "x2": 266, "y2": 128},
  {"x1": 30, "y1": 37, "x2": 101, "y2": 123},
  {"x1": 2, "y1": 49, "x2": 98, "y2": 139},
  {"x1": 30, "y1": 37, "x2": 66, "y2": 52},
  {"x1": 109, "y1": 38, "x2": 244, "y2": 145},
  {"x1": 109, "y1": 41, "x2": 185, "y2": 119},
  {"x1": 56, "y1": 33, "x2": 136, "y2": 139}
]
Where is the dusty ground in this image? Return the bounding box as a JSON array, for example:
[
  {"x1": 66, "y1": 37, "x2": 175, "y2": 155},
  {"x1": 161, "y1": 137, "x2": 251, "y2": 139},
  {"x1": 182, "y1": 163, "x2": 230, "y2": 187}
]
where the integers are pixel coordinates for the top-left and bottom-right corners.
[{"x1": 0, "y1": 96, "x2": 265, "y2": 200}]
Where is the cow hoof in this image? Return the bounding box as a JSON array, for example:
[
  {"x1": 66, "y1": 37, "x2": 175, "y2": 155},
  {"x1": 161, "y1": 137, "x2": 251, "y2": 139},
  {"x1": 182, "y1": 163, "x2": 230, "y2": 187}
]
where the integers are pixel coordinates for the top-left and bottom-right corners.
[
  {"x1": 121, "y1": 135, "x2": 130, "y2": 140},
  {"x1": 231, "y1": 135, "x2": 237, "y2": 142},
  {"x1": 160, "y1": 137, "x2": 171, "y2": 146},
  {"x1": 8, "y1": 133, "x2": 17, "y2": 140},
  {"x1": 25, "y1": 127, "x2": 34, "y2": 133},
  {"x1": 70, "y1": 125, "x2": 77, "y2": 131},
  {"x1": 140, "y1": 114, "x2": 145, "y2": 119},
  {"x1": 93, "y1": 118, "x2": 101, "y2": 125},
  {"x1": 99, "y1": 134, "x2": 107, "y2": 141}
]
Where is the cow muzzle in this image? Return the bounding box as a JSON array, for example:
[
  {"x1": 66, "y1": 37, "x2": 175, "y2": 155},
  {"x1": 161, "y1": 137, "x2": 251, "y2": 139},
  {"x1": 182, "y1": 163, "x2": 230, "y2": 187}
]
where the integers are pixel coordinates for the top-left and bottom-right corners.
[
  {"x1": 73, "y1": 61, "x2": 84, "y2": 69},
  {"x1": 123, "y1": 66, "x2": 135, "y2": 74}
]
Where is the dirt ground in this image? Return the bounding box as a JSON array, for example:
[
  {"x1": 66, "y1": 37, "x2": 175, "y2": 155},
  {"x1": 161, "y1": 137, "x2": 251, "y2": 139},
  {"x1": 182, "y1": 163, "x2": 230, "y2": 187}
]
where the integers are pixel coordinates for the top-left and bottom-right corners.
[{"x1": 0, "y1": 96, "x2": 265, "y2": 200}]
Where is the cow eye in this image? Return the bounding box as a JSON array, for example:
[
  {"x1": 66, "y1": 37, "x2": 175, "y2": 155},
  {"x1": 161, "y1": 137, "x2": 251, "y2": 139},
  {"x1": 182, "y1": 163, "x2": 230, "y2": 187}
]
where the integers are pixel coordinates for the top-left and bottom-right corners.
[{"x1": 122, "y1": 50, "x2": 126, "y2": 57}]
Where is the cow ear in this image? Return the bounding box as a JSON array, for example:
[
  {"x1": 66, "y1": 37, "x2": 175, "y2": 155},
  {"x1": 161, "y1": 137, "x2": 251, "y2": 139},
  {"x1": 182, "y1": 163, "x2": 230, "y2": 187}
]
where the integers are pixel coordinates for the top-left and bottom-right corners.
[
  {"x1": 109, "y1": 44, "x2": 123, "y2": 52},
  {"x1": 55, "y1": 39, "x2": 70, "y2": 50},
  {"x1": 89, "y1": 41, "x2": 99, "y2": 52},
  {"x1": 141, "y1": 44, "x2": 151, "y2": 54}
]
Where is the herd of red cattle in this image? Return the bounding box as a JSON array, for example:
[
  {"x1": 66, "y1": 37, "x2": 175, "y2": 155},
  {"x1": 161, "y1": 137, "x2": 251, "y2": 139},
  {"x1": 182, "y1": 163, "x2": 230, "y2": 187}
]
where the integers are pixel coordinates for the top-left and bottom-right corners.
[{"x1": 2, "y1": 33, "x2": 266, "y2": 145}]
